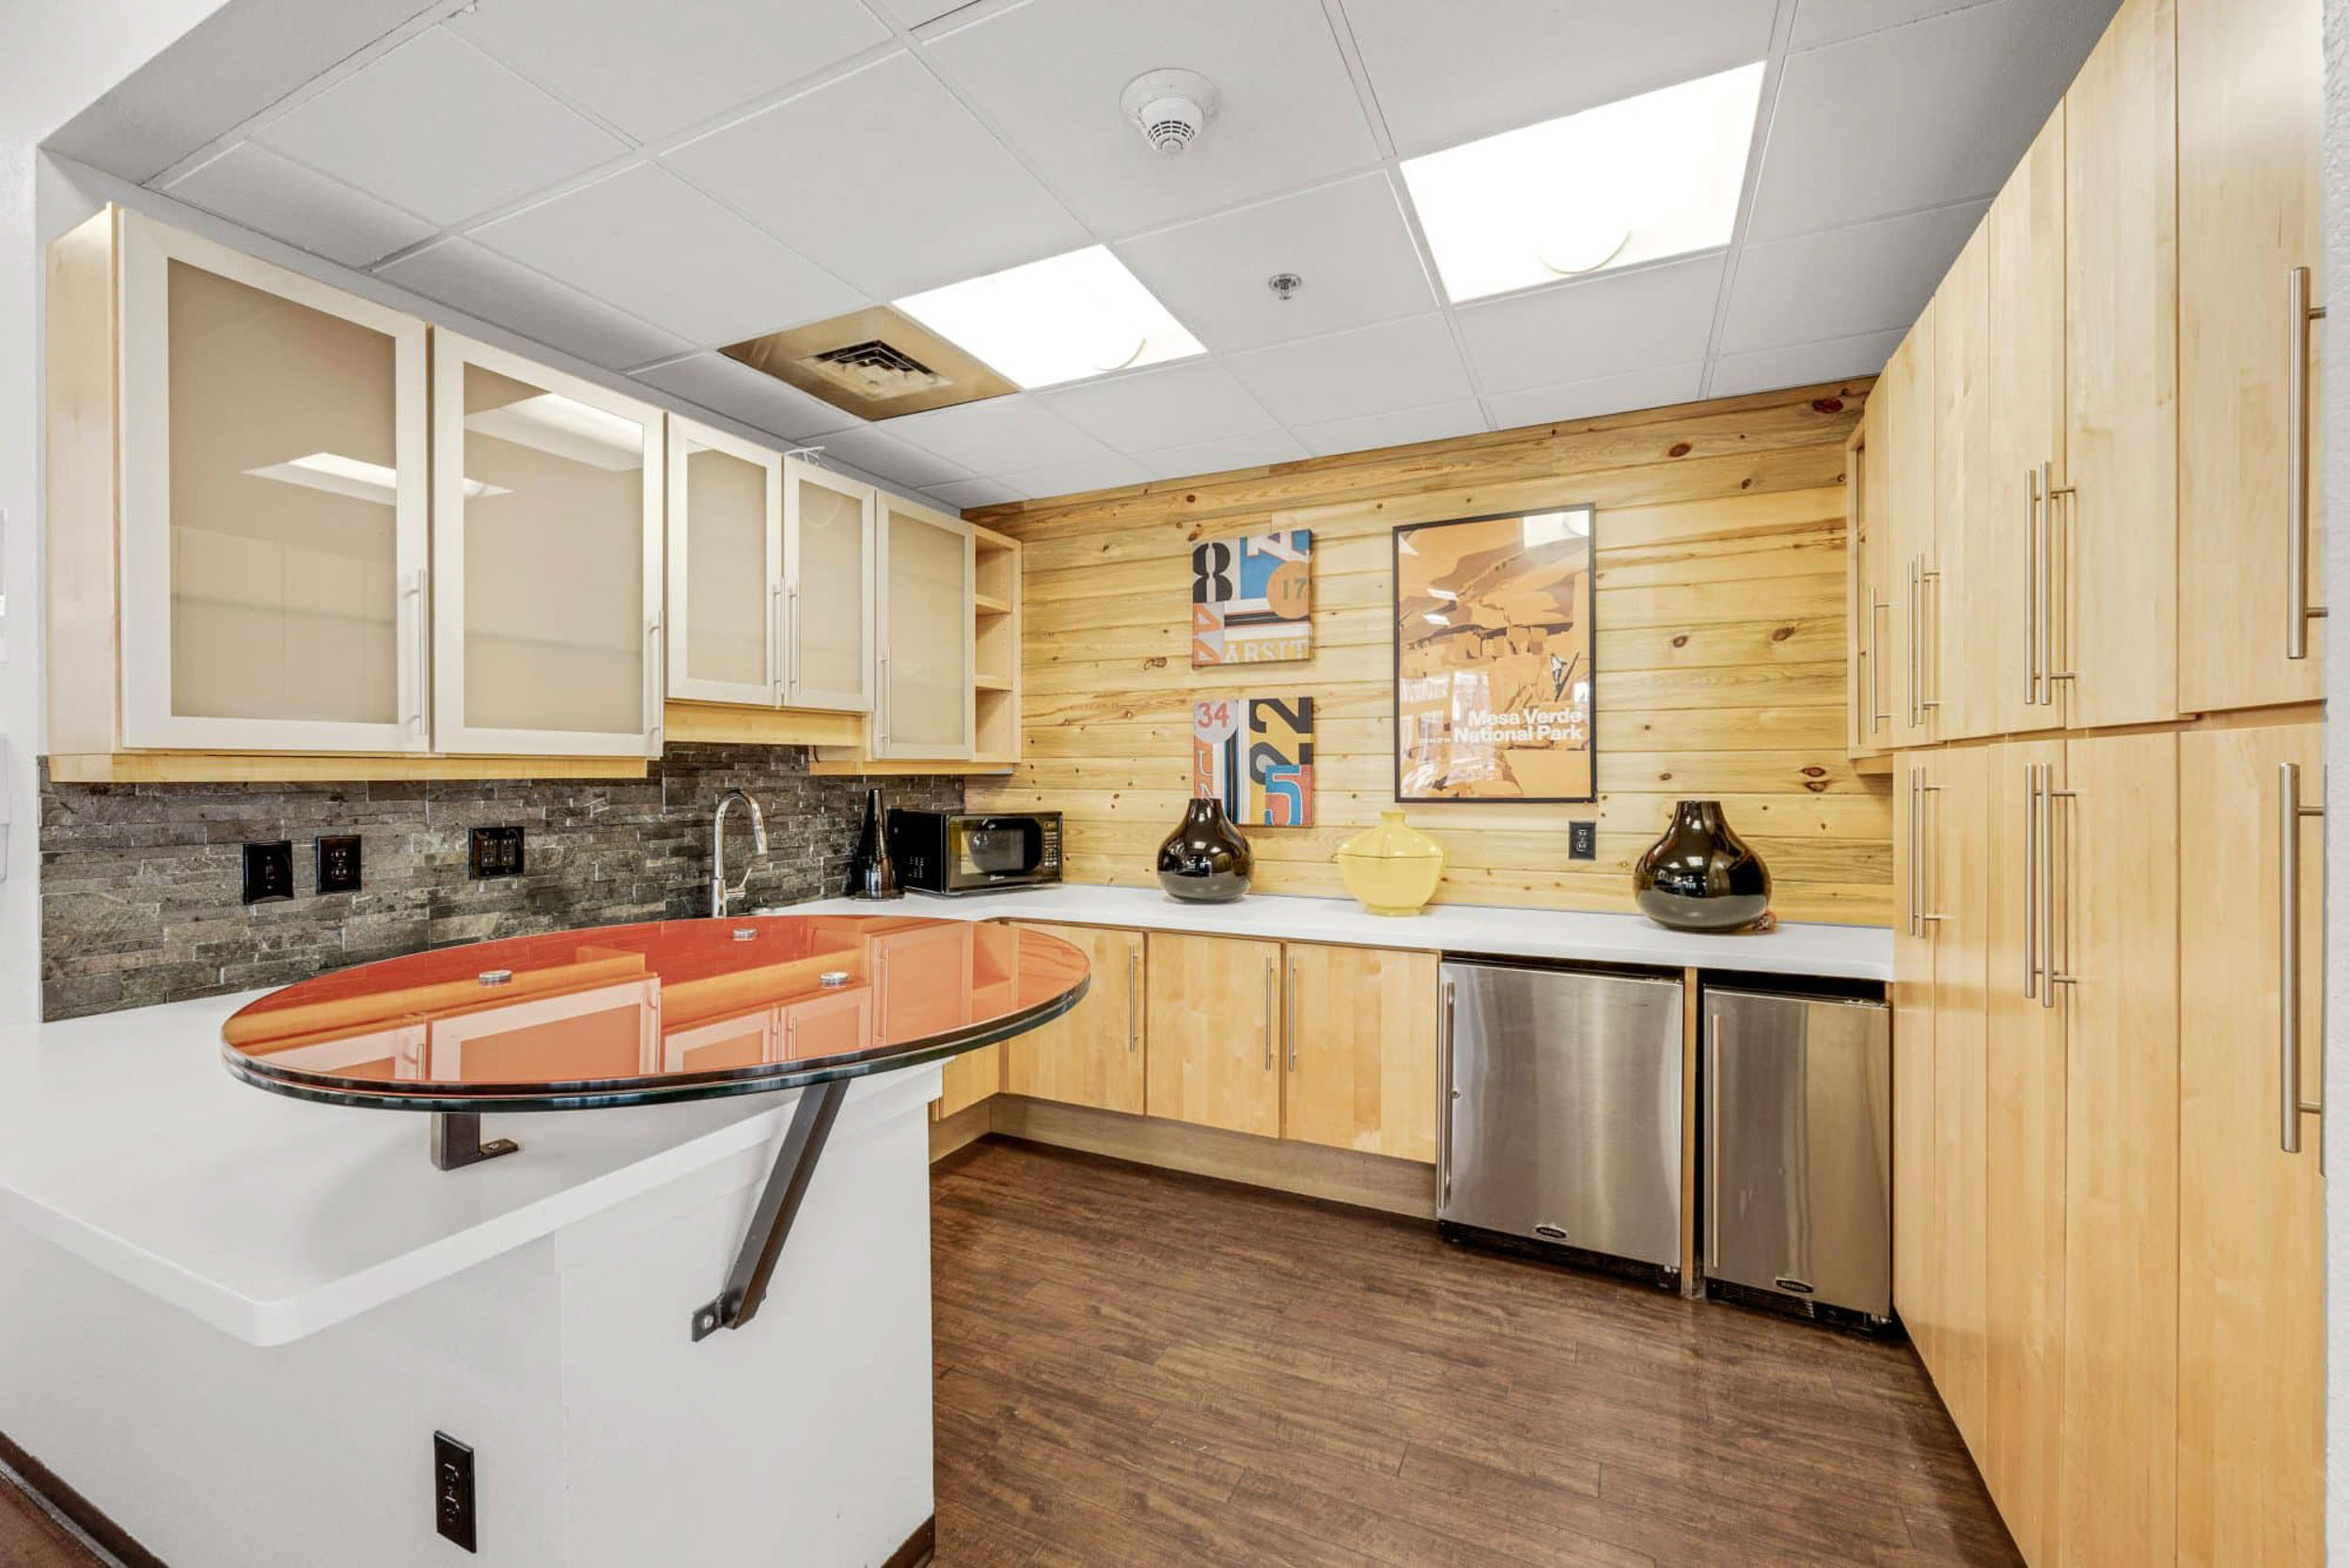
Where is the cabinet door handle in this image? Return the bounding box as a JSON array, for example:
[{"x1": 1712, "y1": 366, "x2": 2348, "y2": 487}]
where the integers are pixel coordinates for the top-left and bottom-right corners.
[
  {"x1": 1703, "y1": 1013, "x2": 1722, "y2": 1272},
  {"x1": 1906, "y1": 557, "x2": 1920, "y2": 729},
  {"x1": 1263, "y1": 958, "x2": 1276, "y2": 1070},
  {"x1": 1919, "y1": 563, "x2": 1940, "y2": 721},
  {"x1": 1919, "y1": 779, "x2": 1947, "y2": 929},
  {"x1": 1126, "y1": 943, "x2": 1139, "y2": 1055},
  {"x1": 2280, "y1": 761, "x2": 2326, "y2": 1152},
  {"x1": 2024, "y1": 763, "x2": 2043, "y2": 1001},
  {"x1": 1437, "y1": 978, "x2": 1456, "y2": 1210},
  {"x1": 2289, "y1": 266, "x2": 2328, "y2": 659},
  {"x1": 2042, "y1": 463, "x2": 2076, "y2": 700},
  {"x1": 2026, "y1": 467, "x2": 2044, "y2": 706},
  {"x1": 1869, "y1": 594, "x2": 1891, "y2": 731},
  {"x1": 1286, "y1": 959, "x2": 1298, "y2": 1071},
  {"x1": 767, "y1": 580, "x2": 785, "y2": 700},
  {"x1": 401, "y1": 566, "x2": 430, "y2": 744},
  {"x1": 645, "y1": 618, "x2": 664, "y2": 752},
  {"x1": 2043, "y1": 771, "x2": 2078, "y2": 1006}
]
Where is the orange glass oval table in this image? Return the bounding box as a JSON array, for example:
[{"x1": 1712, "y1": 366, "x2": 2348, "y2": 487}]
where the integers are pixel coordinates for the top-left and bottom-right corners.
[{"x1": 222, "y1": 914, "x2": 1090, "y2": 1338}]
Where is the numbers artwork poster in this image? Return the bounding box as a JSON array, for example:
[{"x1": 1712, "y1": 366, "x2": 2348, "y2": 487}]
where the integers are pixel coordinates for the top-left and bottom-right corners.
[
  {"x1": 1393, "y1": 507, "x2": 1597, "y2": 803},
  {"x1": 1192, "y1": 529, "x2": 1312, "y2": 666},
  {"x1": 1193, "y1": 697, "x2": 1315, "y2": 827}
]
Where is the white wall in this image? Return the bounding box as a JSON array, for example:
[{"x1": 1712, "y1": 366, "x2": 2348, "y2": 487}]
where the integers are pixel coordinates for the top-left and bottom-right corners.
[
  {"x1": 2326, "y1": 0, "x2": 2349, "y2": 1550},
  {"x1": 0, "y1": 4, "x2": 236, "y2": 1027}
]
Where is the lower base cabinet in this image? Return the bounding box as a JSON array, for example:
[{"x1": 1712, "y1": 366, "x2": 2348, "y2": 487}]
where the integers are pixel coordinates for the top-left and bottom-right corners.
[
  {"x1": 1004, "y1": 922, "x2": 1145, "y2": 1114},
  {"x1": 1282, "y1": 945, "x2": 1439, "y2": 1161},
  {"x1": 1145, "y1": 932, "x2": 1284, "y2": 1137}
]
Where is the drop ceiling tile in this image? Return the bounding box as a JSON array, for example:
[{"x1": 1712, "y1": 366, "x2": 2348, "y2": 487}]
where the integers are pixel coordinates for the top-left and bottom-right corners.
[
  {"x1": 1223, "y1": 314, "x2": 1473, "y2": 428},
  {"x1": 1719, "y1": 201, "x2": 1987, "y2": 354},
  {"x1": 1291, "y1": 399, "x2": 1487, "y2": 459},
  {"x1": 254, "y1": 27, "x2": 627, "y2": 227},
  {"x1": 450, "y1": 0, "x2": 890, "y2": 144},
  {"x1": 376, "y1": 237, "x2": 694, "y2": 370},
  {"x1": 163, "y1": 142, "x2": 435, "y2": 269},
  {"x1": 884, "y1": 396, "x2": 1110, "y2": 474},
  {"x1": 1339, "y1": 0, "x2": 1777, "y2": 156},
  {"x1": 1709, "y1": 329, "x2": 1904, "y2": 399},
  {"x1": 888, "y1": 0, "x2": 979, "y2": 25},
  {"x1": 995, "y1": 452, "x2": 1155, "y2": 499},
  {"x1": 1748, "y1": 0, "x2": 2114, "y2": 240},
  {"x1": 470, "y1": 162, "x2": 862, "y2": 347},
  {"x1": 921, "y1": 0, "x2": 1380, "y2": 235},
  {"x1": 1486, "y1": 364, "x2": 1706, "y2": 432},
  {"x1": 1453, "y1": 254, "x2": 1725, "y2": 395},
  {"x1": 1790, "y1": 0, "x2": 2006, "y2": 49},
  {"x1": 1115, "y1": 172, "x2": 1434, "y2": 353},
  {"x1": 1136, "y1": 430, "x2": 1310, "y2": 481},
  {"x1": 925, "y1": 477, "x2": 1032, "y2": 510},
  {"x1": 631, "y1": 353, "x2": 844, "y2": 441},
  {"x1": 804, "y1": 425, "x2": 973, "y2": 490},
  {"x1": 1039, "y1": 362, "x2": 1280, "y2": 452},
  {"x1": 666, "y1": 51, "x2": 1087, "y2": 300}
]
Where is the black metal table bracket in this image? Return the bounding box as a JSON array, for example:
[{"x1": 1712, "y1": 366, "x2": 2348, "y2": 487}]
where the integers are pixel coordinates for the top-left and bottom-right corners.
[
  {"x1": 691, "y1": 1078, "x2": 849, "y2": 1341},
  {"x1": 432, "y1": 1112, "x2": 520, "y2": 1171}
]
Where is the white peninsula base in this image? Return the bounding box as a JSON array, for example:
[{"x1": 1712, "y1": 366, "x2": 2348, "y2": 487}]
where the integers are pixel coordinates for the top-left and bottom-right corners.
[{"x1": 0, "y1": 994, "x2": 940, "y2": 1568}]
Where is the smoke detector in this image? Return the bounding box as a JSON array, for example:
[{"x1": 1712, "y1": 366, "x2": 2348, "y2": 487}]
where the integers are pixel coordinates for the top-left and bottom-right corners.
[{"x1": 1121, "y1": 69, "x2": 1220, "y2": 156}]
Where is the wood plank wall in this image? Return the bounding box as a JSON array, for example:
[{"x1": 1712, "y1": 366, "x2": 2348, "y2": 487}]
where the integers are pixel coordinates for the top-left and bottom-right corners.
[{"x1": 966, "y1": 381, "x2": 1892, "y2": 926}]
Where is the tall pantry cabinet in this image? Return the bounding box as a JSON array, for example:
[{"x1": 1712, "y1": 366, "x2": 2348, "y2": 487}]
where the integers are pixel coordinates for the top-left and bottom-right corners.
[{"x1": 1862, "y1": 0, "x2": 2325, "y2": 1561}]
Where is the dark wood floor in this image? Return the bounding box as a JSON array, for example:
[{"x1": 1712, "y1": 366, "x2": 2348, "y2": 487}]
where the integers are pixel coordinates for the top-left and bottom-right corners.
[
  {"x1": 0, "y1": 1137, "x2": 2015, "y2": 1568},
  {"x1": 932, "y1": 1138, "x2": 2019, "y2": 1568}
]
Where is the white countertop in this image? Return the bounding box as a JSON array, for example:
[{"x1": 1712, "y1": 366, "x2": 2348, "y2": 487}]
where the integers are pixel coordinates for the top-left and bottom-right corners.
[
  {"x1": 0, "y1": 991, "x2": 937, "y2": 1347},
  {"x1": 781, "y1": 885, "x2": 1893, "y2": 982}
]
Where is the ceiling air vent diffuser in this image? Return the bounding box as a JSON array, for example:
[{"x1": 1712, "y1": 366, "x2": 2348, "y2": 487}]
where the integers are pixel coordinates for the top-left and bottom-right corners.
[{"x1": 720, "y1": 305, "x2": 1015, "y2": 422}]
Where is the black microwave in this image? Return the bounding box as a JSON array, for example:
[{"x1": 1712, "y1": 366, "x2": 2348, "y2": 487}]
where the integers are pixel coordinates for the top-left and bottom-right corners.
[{"x1": 886, "y1": 811, "x2": 1062, "y2": 895}]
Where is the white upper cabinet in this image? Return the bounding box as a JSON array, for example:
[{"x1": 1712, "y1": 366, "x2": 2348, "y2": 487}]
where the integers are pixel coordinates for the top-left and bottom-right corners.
[
  {"x1": 783, "y1": 457, "x2": 876, "y2": 713},
  {"x1": 666, "y1": 416, "x2": 783, "y2": 707},
  {"x1": 431, "y1": 329, "x2": 664, "y2": 757},
  {"x1": 873, "y1": 494, "x2": 974, "y2": 760},
  {"x1": 116, "y1": 212, "x2": 431, "y2": 752}
]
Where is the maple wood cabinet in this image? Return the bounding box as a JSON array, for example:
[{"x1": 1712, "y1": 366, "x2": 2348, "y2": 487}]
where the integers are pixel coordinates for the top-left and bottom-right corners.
[
  {"x1": 1144, "y1": 932, "x2": 1285, "y2": 1138},
  {"x1": 1003, "y1": 922, "x2": 1145, "y2": 1115}
]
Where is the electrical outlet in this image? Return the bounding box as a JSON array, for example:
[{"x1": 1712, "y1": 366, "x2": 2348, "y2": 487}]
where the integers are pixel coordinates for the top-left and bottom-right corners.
[
  {"x1": 315, "y1": 834, "x2": 362, "y2": 894},
  {"x1": 432, "y1": 1431, "x2": 477, "y2": 1553},
  {"x1": 242, "y1": 839, "x2": 294, "y2": 903},
  {"x1": 1568, "y1": 821, "x2": 1598, "y2": 861},
  {"x1": 468, "y1": 825, "x2": 525, "y2": 880}
]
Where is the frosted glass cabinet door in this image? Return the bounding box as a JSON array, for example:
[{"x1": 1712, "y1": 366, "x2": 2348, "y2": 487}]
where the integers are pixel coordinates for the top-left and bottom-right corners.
[
  {"x1": 431, "y1": 332, "x2": 664, "y2": 757},
  {"x1": 783, "y1": 458, "x2": 874, "y2": 713},
  {"x1": 117, "y1": 214, "x2": 430, "y2": 751},
  {"x1": 666, "y1": 417, "x2": 781, "y2": 707},
  {"x1": 875, "y1": 498, "x2": 973, "y2": 759}
]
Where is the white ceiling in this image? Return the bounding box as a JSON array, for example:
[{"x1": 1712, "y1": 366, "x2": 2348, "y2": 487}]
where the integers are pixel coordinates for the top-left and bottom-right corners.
[{"x1": 54, "y1": 0, "x2": 2120, "y2": 510}]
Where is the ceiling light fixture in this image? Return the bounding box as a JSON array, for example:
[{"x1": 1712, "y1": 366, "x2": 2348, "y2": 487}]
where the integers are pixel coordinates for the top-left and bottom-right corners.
[
  {"x1": 463, "y1": 393, "x2": 645, "y2": 471},
  {"x1": 1120, "y1": 69, "x2": 1220, "y2": 156},
  {"x1": 893, "y1": 245, "x2": 1204, "y2": 391},
  {"x1": 1401, "y1": 61, "x2": 1767, "y2": 304}
]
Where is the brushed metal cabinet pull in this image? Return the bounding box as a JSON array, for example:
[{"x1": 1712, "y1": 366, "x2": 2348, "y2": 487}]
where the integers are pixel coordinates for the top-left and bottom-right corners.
[
  {"x1": 1869, "y1": 595, "x2": 1891, "y2": 730},
  {"x1": 2026, "y1": 467, "x2": 2044, "y2": 706},
  {"x1": 2042, "y1": 464, "x2": 2077, "y2": 700},
  {"x1": 1263, "y1": 958, "x2": 1276, "y2": 1071},
  {"x1": 2025, "y1": 764, "x2": 2044, "y2": 1000},
  {"x1": 2289, "y1": 267, "x2": 2328, "y2": 658},
  {"x1": 1918, "y1": 778, "x2": 1948, "y2": 928},
  {"x1": 1126, "y1": 943, "x2": 1139, "y2": 1055},
  {"x1": 2044, "y1": 777, "x2": 2078, "y2": 1005},
  {"x1": 401, "y1": 566, "x2": 430, "y2": 743},
  {"x1": 1703, "y1": 1014, "x2": 1722, "y2": 1272},
  {"x1": 646, "y1": 619, "x2": 664, "y2": 752},
  {"x1": 1907, "y1": 557, "x2": 1921, "y2": 729},
  {"x1": 2280, "y1": 762, "x2": 2326, "y2": 1152},
  {"x1": 1286, "y1": 958, "x2": 1298, "y2": 1071},
  {"x1": 1919, "y1": 564, "x2": 1941, "y2": 720}
]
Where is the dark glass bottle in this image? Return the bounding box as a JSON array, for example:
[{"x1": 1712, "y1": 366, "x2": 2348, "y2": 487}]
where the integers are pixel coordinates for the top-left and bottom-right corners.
[
  {"x1": 845, "y1": 788, "x2": 901, "y2": 900},
  {"x1": 1632, "y1": 799, "x2": 1771, "y2": 933},
  {"x1": 1155, "y1": 797, "x2": 1253, "y2": 903}
]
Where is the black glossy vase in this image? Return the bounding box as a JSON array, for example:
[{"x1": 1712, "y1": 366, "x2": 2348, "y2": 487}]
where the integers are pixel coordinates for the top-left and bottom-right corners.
[
  {"x1": 1156, "y1": 797, "x2": 1253, "y2": 903},
  {"x1": 844, "y1": 788, "x2": 901, "y2": 900},
  {"x1": 1632, "y1": 800, "x2": 1771, "y2": 933}
]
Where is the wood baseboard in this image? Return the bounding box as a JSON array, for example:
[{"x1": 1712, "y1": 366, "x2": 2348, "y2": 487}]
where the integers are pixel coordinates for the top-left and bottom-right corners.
[
  {"x1": 884, "y1": 1513, "x2": 935, "y2": 1568},
  {"x1": 928, "y1": 1100, "x2": 992, "y2": 1163},
  {"x1": 982, "y1": 1095, "x2": 1435, "y2": 1219},
  {"x1": 0, "y1": 1428, "x2": 166, "y2": 1568}
]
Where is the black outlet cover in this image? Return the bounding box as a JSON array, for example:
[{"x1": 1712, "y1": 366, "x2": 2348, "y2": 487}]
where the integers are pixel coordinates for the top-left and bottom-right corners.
[
  {"x1": 432, "y1": 1431, "x2": 477, "y2": 1553},
  {"x1": 243, "y1": 839, "x2": 294, "y2": 904},
  {"x1": 468, "y1": 825, "x2": 526, "y2": 880},
  {"x1": 315, "y1": 834, "x2": 362, "y2": 894},
  {"x1": 1568, "y1": 821, "x2": 1598, "y2": 861}
]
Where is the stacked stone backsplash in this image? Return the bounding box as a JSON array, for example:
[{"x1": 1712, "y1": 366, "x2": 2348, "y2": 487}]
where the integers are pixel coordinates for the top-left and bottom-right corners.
[{"x1": 39, "y1": 745, "x2": 963, "y2": 1020}]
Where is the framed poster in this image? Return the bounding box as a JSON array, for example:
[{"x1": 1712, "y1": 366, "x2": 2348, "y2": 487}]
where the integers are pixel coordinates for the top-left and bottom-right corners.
[
  {"x1": 1393, "y1": 506, "x2": 1596, "y2": 803},
  {"x1": 1192, "y1": 529, "x2": 1312, "y2": 666}
]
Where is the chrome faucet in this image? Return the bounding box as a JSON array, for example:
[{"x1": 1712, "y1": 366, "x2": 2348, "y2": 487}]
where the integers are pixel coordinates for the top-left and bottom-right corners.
[{"x1": 710, "y1": 789, "x2": 769, "y2": 917}]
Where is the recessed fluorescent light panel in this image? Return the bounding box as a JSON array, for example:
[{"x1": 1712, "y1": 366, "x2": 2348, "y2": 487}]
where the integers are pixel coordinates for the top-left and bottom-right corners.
[
  {"x1": 1402, "y1": 62, "x2": 1767, "y2": 304},
  {"x1": 893, "y1": 246, "x2": 1203, "y2": 390},
  {"x1": 245, "y1": 452, "x2": 508, "y2": 504}
]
